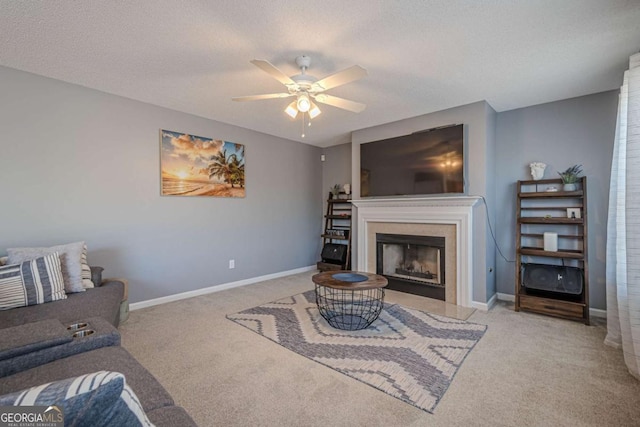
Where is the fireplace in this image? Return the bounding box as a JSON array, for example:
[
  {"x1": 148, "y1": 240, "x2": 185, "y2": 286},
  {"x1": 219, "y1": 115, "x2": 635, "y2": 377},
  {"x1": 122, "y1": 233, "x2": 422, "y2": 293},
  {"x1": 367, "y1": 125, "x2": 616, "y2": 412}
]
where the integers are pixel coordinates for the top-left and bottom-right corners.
[
  {"x1": 351, "y1": 196, "x2": 483, "y2": 308},
  {"x1": 376, "y1": 233, "x2": 446, "y2": 300}
]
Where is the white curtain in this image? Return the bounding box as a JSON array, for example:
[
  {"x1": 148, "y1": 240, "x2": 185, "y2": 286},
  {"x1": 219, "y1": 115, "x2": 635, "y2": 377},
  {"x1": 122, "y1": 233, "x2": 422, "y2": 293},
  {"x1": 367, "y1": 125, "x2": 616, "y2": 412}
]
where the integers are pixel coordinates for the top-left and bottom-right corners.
[{"x1": 605, "y1": 52, "x2": 640, "y2": 379}]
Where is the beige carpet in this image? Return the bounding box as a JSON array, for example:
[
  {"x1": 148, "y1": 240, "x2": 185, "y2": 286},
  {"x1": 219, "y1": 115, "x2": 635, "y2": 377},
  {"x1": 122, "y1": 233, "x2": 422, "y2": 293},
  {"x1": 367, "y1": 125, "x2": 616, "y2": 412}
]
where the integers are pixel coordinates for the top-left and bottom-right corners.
[{"x1": 119, "y1": 272, "x2": 640, "y2": 426}]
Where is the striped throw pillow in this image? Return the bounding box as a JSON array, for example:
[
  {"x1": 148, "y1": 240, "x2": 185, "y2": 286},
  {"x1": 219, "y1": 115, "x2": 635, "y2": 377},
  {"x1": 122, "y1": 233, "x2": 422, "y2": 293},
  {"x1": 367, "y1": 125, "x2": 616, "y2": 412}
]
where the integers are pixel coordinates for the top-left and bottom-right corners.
[
  {"x1": 8, "y1": 242, "x2": 86, "y2": 293},
  {"x1": 81, "y1": 244, "x2": 94, "y2": 289},
  {"x1": 0, "y1": 371, "x2": 154, "y2": 427},
  {"x1": 0, "y1": 252, "x2": 67, "y2": 310}
]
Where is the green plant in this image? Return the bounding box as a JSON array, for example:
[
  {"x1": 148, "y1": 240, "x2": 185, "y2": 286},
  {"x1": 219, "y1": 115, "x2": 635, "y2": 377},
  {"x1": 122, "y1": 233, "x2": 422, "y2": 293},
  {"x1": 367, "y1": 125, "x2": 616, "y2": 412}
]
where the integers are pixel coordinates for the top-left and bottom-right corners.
[
  {"x1": 330, "y1": 184, "x2": 341, "y2": 196},
  {"x1": 557, "y1": 164, "x2": 583, "y2": 184}
]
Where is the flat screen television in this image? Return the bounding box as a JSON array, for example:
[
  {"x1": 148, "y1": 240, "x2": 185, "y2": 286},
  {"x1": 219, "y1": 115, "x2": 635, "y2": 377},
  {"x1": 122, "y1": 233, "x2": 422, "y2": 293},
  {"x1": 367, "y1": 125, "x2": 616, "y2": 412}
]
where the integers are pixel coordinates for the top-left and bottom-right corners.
[{"x1": 360, "y1": 124, "x2": 464, "y2": 197}]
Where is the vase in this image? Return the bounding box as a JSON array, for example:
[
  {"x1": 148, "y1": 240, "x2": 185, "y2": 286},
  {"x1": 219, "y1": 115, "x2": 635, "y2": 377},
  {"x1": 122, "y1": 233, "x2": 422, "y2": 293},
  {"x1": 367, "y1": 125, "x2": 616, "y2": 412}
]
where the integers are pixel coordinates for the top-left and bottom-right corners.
[
  {"x1": 529, "y1": 162, "x2": 546, "y2": 181},
  {"x1": 563, "y1": 183, "x2": 577, "y2": 192}
]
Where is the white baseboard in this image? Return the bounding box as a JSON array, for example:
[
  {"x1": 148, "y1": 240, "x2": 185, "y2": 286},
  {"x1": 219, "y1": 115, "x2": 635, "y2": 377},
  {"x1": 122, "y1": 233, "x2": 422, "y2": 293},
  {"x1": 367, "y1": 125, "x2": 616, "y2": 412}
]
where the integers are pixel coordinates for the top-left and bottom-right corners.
[
  {"x1": 471, "y1": 293, "x2": 497, "y2": 311},
  {"x1": 589, "y1": 308, "x2": 606, "y2": 318},
  {"x1": 495, "y1": 292, "x2": 606, "y2": 318},
  {"x1": 130, "y1": 265, "x2": 316, "y2": 311},
  {"x1": 497, "y1": 292, "x2": 515, "y2": 302}
]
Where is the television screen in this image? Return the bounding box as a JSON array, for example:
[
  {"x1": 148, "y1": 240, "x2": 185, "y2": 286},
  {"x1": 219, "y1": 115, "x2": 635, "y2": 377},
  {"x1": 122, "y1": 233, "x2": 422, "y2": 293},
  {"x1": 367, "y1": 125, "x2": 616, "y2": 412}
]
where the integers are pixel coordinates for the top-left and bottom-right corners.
[{"x1": 360, "y1": 124, "x2": 464, "y2": 197}]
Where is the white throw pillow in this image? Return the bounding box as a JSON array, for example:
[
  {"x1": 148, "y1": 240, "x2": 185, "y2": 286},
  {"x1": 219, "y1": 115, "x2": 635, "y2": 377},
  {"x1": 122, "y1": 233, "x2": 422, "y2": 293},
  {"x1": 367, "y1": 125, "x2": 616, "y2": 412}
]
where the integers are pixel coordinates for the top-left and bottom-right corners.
[{"x1": 8, "y1": 242, "x2": 86, "y2": 293}]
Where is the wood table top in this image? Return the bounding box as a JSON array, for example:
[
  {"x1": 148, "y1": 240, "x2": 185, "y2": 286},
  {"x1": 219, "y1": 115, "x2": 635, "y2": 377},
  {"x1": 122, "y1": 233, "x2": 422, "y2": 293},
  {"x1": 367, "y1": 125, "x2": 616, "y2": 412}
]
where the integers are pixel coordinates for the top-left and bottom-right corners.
[{"x1": 312, "y1": 270, "x2": 388, "y2": 290}]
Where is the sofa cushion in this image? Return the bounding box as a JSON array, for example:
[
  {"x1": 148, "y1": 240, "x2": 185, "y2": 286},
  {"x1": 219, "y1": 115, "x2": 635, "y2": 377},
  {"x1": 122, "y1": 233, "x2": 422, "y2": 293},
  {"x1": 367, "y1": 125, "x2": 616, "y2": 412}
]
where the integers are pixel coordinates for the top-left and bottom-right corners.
[
  {"x1": 0, "y1": 319, "x2": 71, "y2": 362},
  {"x1": 0, "y1": 252, "x2": 67, "y2": 310},
  {"x1": 0, "y1": 370, "x2": 154, "y2": 427},
  {"x1": 0, "y1": 346, "x2": 175, "y2": 413},
  {"x1": 8, "y1": 241, "x2": 86, "y2": 293},
  {"x1": 0, "y1": 317, "x2": 121, "y2": 378},
  {"x1": 0, "y1": 280, "x2": 124, "y2": 329}
]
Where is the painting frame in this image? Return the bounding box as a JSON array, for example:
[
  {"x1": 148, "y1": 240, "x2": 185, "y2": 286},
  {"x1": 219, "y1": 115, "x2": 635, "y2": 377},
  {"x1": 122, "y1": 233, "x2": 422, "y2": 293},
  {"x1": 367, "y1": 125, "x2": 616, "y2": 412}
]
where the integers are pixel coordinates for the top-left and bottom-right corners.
[{"x1": 160, "y1": 129, "x2": 245, "y2": 198}]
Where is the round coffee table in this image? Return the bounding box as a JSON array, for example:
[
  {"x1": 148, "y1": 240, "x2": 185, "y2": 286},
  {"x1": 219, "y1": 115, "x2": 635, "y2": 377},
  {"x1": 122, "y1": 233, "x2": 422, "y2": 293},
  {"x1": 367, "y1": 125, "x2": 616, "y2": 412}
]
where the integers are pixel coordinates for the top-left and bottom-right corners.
[{"x1": 312, "y1": 270, "x2": 388, "y2": 330}]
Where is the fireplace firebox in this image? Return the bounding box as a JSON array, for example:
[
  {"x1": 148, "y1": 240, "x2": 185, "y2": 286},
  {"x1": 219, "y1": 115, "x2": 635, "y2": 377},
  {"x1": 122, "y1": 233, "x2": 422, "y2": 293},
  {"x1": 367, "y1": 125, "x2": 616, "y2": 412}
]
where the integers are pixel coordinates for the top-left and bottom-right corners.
[{"x1": 376, "y1": 233, "x2": 446, "y2": 300}]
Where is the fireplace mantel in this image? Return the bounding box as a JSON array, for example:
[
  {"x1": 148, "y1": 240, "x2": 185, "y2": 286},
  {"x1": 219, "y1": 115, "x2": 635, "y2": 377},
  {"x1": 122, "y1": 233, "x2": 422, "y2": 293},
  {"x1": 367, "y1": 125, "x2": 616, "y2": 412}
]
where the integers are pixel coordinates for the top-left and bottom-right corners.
[
  {"x1": 351, "y1": 196, "x2": 481, "y2": 209},
  {"x1": 351, "y1": 196, "x2": 482, "y2": 308}
]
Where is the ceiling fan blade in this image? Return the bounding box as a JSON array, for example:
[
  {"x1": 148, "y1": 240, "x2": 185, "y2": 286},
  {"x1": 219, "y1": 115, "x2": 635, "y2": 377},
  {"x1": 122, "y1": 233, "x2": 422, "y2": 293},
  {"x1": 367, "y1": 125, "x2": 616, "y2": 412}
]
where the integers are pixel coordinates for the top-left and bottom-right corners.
[
  {"x1": 232, "y1": 93, "x2": 294, "y2": 102},
  {"x1": 312, "y1": 65, "x2": 367, "y2": 92},
  {"x1": 250, "y1": 59, "x2": 297, "y2": 87},
  {"x1": 314, "y1": 94, "x2": 366, "y2": 113}
]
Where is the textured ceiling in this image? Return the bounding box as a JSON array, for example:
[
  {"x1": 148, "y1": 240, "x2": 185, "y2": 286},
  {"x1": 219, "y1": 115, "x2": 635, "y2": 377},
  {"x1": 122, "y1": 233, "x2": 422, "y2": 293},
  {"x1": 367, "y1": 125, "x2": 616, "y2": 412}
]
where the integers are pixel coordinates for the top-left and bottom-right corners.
[{"x1": 1, "y1": 1, "x2": 639, "y2": 147}]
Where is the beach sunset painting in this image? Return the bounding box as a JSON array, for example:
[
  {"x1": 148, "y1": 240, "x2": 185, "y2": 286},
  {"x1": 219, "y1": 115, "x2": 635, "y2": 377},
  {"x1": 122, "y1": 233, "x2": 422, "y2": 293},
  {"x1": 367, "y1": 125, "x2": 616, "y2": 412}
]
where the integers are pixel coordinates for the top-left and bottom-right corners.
[{"x1": 160, "y1": 130, "x2": 245, "y2": 197}]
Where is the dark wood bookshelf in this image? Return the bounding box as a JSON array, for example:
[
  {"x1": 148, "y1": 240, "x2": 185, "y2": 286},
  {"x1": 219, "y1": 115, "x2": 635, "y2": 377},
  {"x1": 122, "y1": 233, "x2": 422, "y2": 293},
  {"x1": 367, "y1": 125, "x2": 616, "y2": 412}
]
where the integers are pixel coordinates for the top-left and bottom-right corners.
[
  {"x1": 317, "y1": 192, "x2": 352, "y2": 271},
  {"x1": 325, "y1": 214, "x2": 352, "y2": 220},
  {"x1": 316, "y1": 261, "x2": 343, "y2": 271},
  {"x1": 515, "y1": 177, "x2": 589, "y2": 324},
  {"x1": 520, "y1": 206, "x2": 584, "y2": 210},
  {"x1": 519, "y1": 217, "x2": 584, "y2": 225},
  {"x1": 320, "y1": 234, "x2": 349, "y2": 240},
  {"x1": 521, "y1": 233, "x2": 584, "y2": 239},
  {"x1": 519, "y1": 190, "x2": 584, "y2": 198},
  {"x1": 519, "y1": 247, "x2": 583, "y2": 259}
]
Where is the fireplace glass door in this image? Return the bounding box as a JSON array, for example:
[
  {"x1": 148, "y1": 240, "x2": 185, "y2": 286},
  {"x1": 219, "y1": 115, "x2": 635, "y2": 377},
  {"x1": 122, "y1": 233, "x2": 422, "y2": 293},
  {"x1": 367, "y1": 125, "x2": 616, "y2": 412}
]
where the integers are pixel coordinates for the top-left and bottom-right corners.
[{"x1": 376, "y1": 233, "x2": 446, "y2": 300}]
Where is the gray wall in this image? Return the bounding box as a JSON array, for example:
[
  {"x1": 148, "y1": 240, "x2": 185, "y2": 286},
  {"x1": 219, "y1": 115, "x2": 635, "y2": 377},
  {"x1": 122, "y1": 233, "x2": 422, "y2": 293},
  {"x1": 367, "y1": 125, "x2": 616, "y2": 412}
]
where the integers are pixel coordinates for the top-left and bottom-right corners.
[
  {"x1": 495, "y1": 90, "x2": 618, "y2": 310},
  {"x1": 321, "y1": 143, "x2": 352, "y2": 200},
  {"x1": 484, "y1": 103, "x2": 497, "y2": 299},
  {"x1": 319, "y1": 142, "x2": 352, "y2": 259},
  {"x1": 328, "y1": 94, "x2": 618, "y2": 310},
  {"x1": 0, "y1": 66, "x2": 322, "y2": 304}
]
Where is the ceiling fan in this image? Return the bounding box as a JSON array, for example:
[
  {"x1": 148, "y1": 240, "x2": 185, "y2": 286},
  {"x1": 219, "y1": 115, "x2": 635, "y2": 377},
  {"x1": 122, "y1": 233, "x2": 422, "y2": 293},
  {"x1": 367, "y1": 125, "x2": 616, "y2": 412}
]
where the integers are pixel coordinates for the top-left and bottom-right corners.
[{"x1": 232, "y1": 55, "x2": 367, "y2": 125}]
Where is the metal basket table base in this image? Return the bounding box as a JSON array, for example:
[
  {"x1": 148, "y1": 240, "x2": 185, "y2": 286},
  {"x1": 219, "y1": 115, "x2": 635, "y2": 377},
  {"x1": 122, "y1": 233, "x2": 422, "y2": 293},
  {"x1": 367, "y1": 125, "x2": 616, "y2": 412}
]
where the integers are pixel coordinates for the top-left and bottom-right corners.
[{"x1": 315, "y1": 284, "x2": 385, "y2": 330}]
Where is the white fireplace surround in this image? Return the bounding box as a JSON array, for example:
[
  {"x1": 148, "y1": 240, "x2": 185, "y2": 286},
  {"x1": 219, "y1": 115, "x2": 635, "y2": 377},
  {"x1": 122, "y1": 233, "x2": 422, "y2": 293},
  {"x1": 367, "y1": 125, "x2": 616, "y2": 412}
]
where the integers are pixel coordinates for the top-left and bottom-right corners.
[{"x1": 351, "y1": 196, "x2": 481, "y2": 308}]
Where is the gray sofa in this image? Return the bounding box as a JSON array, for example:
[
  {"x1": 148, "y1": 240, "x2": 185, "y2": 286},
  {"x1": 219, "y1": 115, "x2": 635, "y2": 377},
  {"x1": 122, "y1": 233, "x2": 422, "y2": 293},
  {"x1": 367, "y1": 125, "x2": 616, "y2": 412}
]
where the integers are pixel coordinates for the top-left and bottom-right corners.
[
  {"x1": 0, "y1": 279, "x2": 197, "y2": 426},
  {"x1": 0, "y1": 280, "x2": 124, "y2": 328}
]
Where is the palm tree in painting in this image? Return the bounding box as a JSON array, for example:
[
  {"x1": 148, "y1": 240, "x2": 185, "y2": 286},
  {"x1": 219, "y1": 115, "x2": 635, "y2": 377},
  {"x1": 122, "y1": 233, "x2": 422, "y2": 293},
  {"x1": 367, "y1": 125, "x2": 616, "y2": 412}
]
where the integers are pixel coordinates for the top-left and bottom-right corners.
[
  {"x1": 229, "y1": 143, "x2": 246, "y2": 188},
  {"x1": 208, "y1": 148, "x2": 245, "y2": 188},
  {"x1": 228, "y1": 154, "x2": 245, "y2": 188},
  {"x1": 208, "y1": 149, "x2": 229, "y2": 182}
]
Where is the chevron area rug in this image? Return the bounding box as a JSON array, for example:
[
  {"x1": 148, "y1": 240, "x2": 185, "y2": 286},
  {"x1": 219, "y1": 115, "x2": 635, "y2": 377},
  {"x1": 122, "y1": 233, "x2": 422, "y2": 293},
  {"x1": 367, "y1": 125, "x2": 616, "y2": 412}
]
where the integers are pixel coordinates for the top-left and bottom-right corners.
[{"x1": 227, "y1": 290, "x2": 487, "y2": 413}]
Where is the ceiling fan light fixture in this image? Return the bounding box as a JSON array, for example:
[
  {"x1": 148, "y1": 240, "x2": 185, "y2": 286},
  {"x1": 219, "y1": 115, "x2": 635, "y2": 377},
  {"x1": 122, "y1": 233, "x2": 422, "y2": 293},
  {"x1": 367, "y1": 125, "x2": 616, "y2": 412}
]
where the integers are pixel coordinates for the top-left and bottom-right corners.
[
  {"x1": 296, "y1": 93, "x2": 311, "y2": 112},
  {"x1": 285, "y1": 101, "x2": 299, "y2": 118},
  {"x1": 309, "y1": 102, "x2": 321, "y2": 119},
  {"x1": 234, "y1": 56, "x2": 368, "y2": 139}
]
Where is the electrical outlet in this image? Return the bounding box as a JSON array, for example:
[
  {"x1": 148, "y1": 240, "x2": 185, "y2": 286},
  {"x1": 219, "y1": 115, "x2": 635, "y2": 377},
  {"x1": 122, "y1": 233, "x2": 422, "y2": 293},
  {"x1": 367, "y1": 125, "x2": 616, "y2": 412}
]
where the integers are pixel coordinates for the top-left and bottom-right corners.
[{"x1": 229, "y1": 259, "x2": 235, "y2": 269}]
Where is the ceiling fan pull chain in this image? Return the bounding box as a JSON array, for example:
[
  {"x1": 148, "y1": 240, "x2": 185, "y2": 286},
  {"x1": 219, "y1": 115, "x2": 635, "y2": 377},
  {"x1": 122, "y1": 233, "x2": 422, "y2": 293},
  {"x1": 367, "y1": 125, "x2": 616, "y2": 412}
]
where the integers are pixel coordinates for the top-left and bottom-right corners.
[{"x1": 301, "y1": 113, "x2": 306, "y2": 138}]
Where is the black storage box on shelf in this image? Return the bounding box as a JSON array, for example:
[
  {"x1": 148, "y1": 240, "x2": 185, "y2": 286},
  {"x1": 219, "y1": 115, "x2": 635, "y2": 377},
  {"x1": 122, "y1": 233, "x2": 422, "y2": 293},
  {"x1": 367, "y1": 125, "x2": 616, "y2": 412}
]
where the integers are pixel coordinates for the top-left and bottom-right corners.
[
  {"x1": 321, "y1": 243, "x2": 348, "y2": 265},
  {"x1": 521, "y1": 263, "x2": 584, "y2": 295}
]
